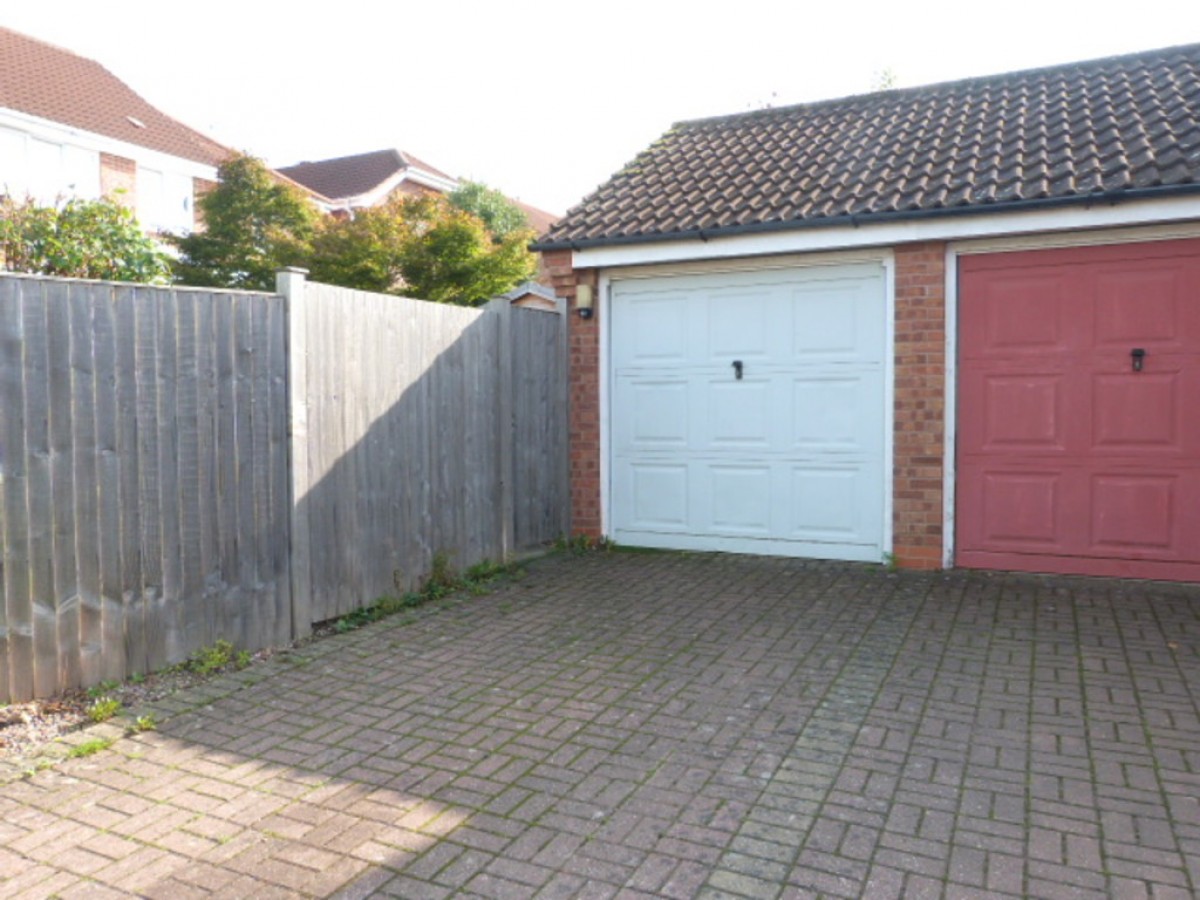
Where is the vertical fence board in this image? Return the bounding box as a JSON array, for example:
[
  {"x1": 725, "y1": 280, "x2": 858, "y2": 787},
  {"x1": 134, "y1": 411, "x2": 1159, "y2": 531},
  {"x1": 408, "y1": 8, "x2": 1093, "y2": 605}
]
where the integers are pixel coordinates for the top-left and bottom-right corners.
[
  {"x1": 92, "y1": 285, "x2": 125, "y2": 683},
  {"x1": 268, "y1": 296, "x2": 290, "y2": 645},
  {"x1": 155, "y1": 288, "x2": 183, "y2": 666},
  {"x1": 47, "y1": 280, "x2": 80, "y2": 692},
  {"x1": 250, "y1": 295, "x2": 272, "y2": 650},
  {"x1": 195, "y1": 292, "x2": 218, "y2": 650},
  {"x1": 176, "y1": 291, "x2": 203, "y2": 663},
  {"x1": 114, "y1": 287, "x2": 145, "y2": 674},
  {"x1": 23, "y1": 279, "x2": 56, "y2": 697},
  {"x1": 0, "y1": 277, "x2": 30, "y2": 700},
  {"x1": 496, "y1": 301, "x2": 515, "y2": 561},
  {"x1": 69, "y1": 283, "x2": 102, "y2": 687},
  {"x1": 135, "y1": 286, "x2": 165, "y2": 671},
  {"x1": 234, "y1": 295, "x2": 257, "y2": 647},
  {"x1": 214, "y1": 294, "x2": 238, "y2": 646}
]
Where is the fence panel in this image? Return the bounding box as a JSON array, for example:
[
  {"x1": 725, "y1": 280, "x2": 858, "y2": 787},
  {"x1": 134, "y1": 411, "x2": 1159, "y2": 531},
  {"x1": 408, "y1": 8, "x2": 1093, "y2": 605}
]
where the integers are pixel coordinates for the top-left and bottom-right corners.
[
  {"x1": 0, "y1": 276, "x2": 290, "y2": 701},
  {"x1": 294, "y1": 284, "x2": 511, "y2": 623},
  {"x1": 290, "y1": 283, "x2": 569, "y2": 627},
  {"x1": 511, "y1": 305, "x2": 569, "y2": 549}
]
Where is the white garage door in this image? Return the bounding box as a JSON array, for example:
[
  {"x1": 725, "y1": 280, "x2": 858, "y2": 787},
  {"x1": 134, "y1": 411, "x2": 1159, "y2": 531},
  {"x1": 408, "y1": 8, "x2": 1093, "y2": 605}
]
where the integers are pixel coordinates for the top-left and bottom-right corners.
[{"x1": 610, "y1": 264, "x2": 888, "y2": 561}]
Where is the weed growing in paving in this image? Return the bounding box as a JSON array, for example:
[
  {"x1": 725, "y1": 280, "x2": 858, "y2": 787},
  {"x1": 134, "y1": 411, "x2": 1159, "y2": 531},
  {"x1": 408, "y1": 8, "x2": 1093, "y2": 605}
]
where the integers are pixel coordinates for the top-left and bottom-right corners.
[
  {"x1": 554, "y1": 534, "x2": 619, "y2": 555},
  {"x1": 329, "y1": 553, "x2": 521, "y2": 634},
  {"x1": 68, "y1": 738, "x2": 114, "y2": 758},
  {"x1": 130, "y1": 714, "x2": 157, "y2": 733},
  {"x1": 87, "y1": 696, "x2": 121, "y2": 723},
  {"x1": 182, "y1": 639, "x2": 252, "y2": 676}
]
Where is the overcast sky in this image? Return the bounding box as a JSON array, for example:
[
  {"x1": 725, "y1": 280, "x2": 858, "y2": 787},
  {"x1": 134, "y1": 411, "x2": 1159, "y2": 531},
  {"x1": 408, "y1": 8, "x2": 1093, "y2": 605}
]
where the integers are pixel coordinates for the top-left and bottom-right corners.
[{"x1": 5, "y1": 2, "x2": 1199, "y2": 215}]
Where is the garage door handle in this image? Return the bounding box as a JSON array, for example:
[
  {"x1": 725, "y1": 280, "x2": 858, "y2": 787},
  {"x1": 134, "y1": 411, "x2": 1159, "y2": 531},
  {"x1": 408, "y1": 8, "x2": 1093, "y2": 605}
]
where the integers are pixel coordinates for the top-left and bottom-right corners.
[
  {"x1": 732, "y1": 360, "x2": 743, "y2": 380},
  {"x1": 1131, "y1": 348, "x2": 1146, "y2": 372}
]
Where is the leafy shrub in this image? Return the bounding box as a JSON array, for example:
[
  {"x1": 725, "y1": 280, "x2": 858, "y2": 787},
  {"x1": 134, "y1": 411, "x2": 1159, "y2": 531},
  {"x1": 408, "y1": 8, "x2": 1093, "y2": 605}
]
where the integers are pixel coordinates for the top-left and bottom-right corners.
[{"x1": 0, "y1": 195, "x2": 172, "y2": 282}]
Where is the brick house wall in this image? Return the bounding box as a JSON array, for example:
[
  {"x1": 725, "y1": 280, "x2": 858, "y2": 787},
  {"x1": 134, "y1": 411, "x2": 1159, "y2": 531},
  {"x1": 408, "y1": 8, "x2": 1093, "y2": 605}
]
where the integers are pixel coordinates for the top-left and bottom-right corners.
[
  {"x1": 547, "y1": 243, "x2": 950, "y2": 568},
  {"x1": 99, "y1": 153, "x2": 136, "y2": 208}
]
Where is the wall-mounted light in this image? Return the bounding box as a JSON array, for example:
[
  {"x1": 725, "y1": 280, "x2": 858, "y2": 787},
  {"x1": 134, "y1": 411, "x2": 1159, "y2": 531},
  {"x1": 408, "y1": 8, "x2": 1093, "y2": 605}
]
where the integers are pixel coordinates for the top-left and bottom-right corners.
[{"x1": 576, "y1": 283, "x2": 594, "y2": 319}]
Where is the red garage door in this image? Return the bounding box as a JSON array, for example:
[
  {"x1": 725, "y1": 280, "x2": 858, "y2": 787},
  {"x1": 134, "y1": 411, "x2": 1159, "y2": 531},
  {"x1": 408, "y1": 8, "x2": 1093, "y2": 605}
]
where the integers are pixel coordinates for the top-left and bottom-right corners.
[{"x1": 957, "y1": 238, "x2": 1200, "y2": 581}]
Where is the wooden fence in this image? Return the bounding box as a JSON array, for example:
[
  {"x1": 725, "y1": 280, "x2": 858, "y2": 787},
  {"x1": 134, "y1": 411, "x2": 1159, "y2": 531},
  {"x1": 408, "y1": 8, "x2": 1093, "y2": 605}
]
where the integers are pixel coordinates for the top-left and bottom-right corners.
[
  {"x1": 0, "y1": 272, "x2": 568, "y2": 701},
  {"x1": 287, "y1": 278, "x2": 569, "y2": 625}
]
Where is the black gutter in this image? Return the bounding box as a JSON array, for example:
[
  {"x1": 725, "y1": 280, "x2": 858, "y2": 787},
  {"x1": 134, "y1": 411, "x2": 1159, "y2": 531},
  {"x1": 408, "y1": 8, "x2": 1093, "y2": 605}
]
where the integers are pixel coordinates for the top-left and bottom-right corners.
[{"x1": 530, "y1": 184, "x2": 1200, "y2": 253}]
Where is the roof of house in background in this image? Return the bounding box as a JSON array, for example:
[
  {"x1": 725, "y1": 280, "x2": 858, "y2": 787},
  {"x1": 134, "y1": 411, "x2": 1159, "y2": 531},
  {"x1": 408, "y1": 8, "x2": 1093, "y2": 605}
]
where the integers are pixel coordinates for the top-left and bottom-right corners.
[
  {"x1": 538, "y1": 43, "x2": 1200, "y2": 250},
  {"x1": 0, "y1": 26, "x2": 231, "y2": 167},
  {"x1": 511, "y1": 198, "x2": 560, "y2": 237},
  {"x1": 279, "y1": 147, "x2": 560, "y2": 234},
  {"x1": 277, "y1": 148, "x2": 456, "y2": 204}
]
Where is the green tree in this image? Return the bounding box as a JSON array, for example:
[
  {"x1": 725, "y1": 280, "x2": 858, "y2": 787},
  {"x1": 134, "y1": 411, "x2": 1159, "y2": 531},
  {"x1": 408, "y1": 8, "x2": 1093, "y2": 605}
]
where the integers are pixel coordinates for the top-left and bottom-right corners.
[
  {"x1": 0, "y1": 195, "x2": 171, "y2": 282},
  {"x1": 308, "y1": 203, "x2": 405, "y2": 295},
  {"x1": 310, "y1": 193, "x2": 536, "y2": 306},
  {"x1": 171, "y1": 154, "x2": 317, "y2": 290},
  {"x1": 448, "y1": 180, "x2": 530, "y2": 239}
]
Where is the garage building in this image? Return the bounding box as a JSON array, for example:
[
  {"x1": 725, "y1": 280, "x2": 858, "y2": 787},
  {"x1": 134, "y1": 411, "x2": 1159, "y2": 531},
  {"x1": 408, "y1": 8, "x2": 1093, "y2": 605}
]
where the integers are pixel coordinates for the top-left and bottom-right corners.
[{"x1": 534, "y1": 44, "x2": 1200, "y2": 581}]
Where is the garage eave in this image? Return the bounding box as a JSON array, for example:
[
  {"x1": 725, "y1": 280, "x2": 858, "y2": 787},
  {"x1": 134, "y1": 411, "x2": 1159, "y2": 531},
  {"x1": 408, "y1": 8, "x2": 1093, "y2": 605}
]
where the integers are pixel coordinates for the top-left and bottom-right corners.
[{"x1": 533, "y1": 185, "x2": 1200, "y2": 255}]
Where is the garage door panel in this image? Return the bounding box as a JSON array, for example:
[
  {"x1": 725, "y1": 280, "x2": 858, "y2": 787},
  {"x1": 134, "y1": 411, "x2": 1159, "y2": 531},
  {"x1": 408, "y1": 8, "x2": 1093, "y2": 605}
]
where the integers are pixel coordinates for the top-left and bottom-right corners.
[
  {"x1": 700, "y1": 377, "x2": 774, "y2": 451},
  {"x1": 973, "y1": 469, "x2": 1064, "y2": 546},
  {"x1": 704, "y1": 465, "x2": 774, "y2": 535},
  {"x1": 706, "y1": 289, "x2": 777, "y2": 361},
  {"x1": 976, "y1": 373, "x2": 1069, "y2": 452},
  {"x1": 961, "y1": 271, "x2": 1075, "y2": 357},
  {"x1": 791, "y1": 374, "x2": 881, "y2": 453},
  {"x1": 957, "y1": 237, "x2": 1200, "y2": 581},
  {"x1": 613, "y1": 378, "x2": 690, "y2": 451},
  {"x1": 1091, "y1": 371, "x2": 1181, "y2": 452},
  {"x1": 1089, "y1": 474, "x2": 1178, "y2": 553},
  {"x1": 1094, "y1": 267, "x2": 1182, "y2": 346},
  {"x1": 788, "y1": 463, "x2": 881, "y2": 544},
  {"x1": 622, "y1": 462, "x2": 689, "y2": 530},
  {"x1": 616, "y1": 293, "x2": 690, "y2": 367},
  {"x1": 788, "y1": 280, "x2": 883, "y2": 362}
]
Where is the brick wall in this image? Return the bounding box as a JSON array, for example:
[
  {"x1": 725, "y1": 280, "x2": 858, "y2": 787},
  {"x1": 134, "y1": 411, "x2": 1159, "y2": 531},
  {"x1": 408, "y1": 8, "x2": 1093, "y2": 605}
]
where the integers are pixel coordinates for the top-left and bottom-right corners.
[
  {"x1": 892, "y1": 242, "x2": 947, "y2": 569},
  {"x1": 540, "y1": 249, "x2": 601, "y2": 538},
  {"x1": 99, "y1": 153, "x2": 136, "y2": 208},
  {"x1": 192, "y1": 177, "x2": 217, "y2": 230}
]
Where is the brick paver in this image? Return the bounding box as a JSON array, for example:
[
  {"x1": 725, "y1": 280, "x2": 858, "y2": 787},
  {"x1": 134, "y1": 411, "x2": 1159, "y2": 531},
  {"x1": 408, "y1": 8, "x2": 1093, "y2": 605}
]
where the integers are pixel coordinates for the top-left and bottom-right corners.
[{"x1": 3, "y1": 553, "x2": 1200, "y2": 898}]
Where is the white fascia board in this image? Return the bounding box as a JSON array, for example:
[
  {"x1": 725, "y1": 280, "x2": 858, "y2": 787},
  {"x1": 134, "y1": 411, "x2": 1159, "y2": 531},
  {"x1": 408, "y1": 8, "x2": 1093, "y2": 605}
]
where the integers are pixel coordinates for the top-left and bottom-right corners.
[
  {"x1": 405, "y1": 167, "x2": 459, "y2": 193},
  {"x1": 570, "y1": 195, "x2": 1200, "y2": 269},
  {"x1": 352, "y1": 169, "x2": 460, "y2": 208},
  {"x1": 0, "y1": 106, "x2": 219, "y2": 181}
]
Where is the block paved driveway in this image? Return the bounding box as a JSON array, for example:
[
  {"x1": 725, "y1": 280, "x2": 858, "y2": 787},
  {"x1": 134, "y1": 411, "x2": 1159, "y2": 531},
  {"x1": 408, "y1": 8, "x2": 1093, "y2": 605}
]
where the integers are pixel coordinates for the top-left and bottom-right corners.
[{"x1": 4, "y1": 552, "x2": 1200, "y2": 898}]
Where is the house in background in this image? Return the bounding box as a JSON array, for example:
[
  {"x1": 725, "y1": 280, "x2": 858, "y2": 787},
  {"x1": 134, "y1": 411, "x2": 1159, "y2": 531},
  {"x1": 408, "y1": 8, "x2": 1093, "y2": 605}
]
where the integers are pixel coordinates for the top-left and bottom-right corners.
[
  {"x1": 279, "y1": 147, "x2": 561, "y2": 236},
  {"x1": 536, "y1": 43, "x2": 1200, "y2": 583},
  {"x1": 278, "y1": 148, "x2": 458, "y2": 213},
  {"x1": 0, "y1": 26, "x2": 231, "y2": 232}
]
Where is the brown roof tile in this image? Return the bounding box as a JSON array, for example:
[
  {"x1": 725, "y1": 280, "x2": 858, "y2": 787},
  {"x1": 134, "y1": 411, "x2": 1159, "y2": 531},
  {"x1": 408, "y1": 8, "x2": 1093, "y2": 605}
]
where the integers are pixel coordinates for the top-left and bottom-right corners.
[
  {"x1": 0, "y1": 27, "x2": 231, "y2": 167},
  {"x1": 538, "y1": 43, "x2": 1200, "y2": 249}
]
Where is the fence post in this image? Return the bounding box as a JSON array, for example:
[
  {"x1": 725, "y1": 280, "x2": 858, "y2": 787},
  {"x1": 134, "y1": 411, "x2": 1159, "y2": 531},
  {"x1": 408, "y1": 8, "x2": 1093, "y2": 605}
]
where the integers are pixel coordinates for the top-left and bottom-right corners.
[{"x1": 278, "y1": 267, "x2": 312, "y2": 640}]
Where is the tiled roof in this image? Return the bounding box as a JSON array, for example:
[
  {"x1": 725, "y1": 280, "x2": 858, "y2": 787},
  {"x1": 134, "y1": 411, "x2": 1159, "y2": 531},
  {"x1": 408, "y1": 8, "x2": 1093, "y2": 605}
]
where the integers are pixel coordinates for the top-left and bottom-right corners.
[
  {"x1": 538, "y1": 43, "x2": 1200, "y2": 250},
  {"x1": 277, "y1": 149, "x2": 455, "y2": 202},
  {"x1": 0, "y1": 27, "x2": 231, "y2": 167},
  {"x1": 511, "y1": 198, "x2": 559, "y2": 236}
]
